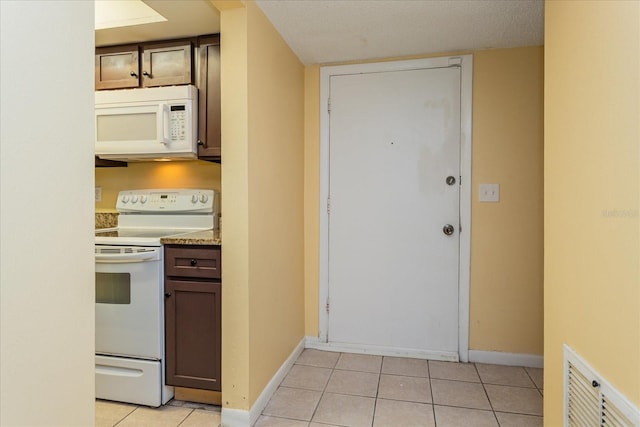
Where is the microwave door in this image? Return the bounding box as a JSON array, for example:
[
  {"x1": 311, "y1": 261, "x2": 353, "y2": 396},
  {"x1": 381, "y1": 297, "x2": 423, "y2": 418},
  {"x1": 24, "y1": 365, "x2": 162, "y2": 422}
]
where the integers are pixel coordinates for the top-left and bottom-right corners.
[{"x1": 95, "y1": 104, "x2": 163, "y2": 156}]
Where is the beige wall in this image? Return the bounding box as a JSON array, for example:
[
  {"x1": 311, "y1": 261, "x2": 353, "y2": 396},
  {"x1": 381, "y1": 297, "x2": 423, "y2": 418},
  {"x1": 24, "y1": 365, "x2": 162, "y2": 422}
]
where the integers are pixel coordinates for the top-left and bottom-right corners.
[
  {"x1": 218, "y1": 1, "x2": 305, "y2": 412},
  {"x1": 470, "y1": 47, "x2": 544, "y2": 354},
  {"x1": 1, "y1": 1, "x2": 96, "y2": 425},
  {"x1": 304, "y1": 46, "x2": 545, "y2": 356},
  {"x1": 246, "y1": 0, "x2": 305, "y2": 405},
  {"x1": 95, "y1": 161, "x2": 221, "y2": 211},
  {"x1": 544, "y1": 1, "x2": 640, "y2": 424},
  {"x1": 304, "y1": 65, "x2": 321, "y2": 335},
  {"x1": 219, "y1": 3, "x2": 251, "y2": 411}
]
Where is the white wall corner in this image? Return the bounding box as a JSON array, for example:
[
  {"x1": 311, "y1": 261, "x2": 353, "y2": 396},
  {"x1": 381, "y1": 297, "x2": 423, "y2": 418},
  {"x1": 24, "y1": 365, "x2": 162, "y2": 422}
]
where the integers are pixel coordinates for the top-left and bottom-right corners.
[
  {"x1": 220, "y1": 408, "x2": 250, "y2": 427},
  {"x1": 221, "y1": 338, "x2": 305, "y2": 426},
  {"x1": 468, "y1": 350, "x2": 544, "y2": 368}
]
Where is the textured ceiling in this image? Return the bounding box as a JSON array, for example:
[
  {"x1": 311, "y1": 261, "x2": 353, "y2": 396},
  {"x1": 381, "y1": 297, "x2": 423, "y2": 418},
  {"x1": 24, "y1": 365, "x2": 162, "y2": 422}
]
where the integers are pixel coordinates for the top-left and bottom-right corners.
[
  {"x1": 255, "y1": 0, "x2": 544, "y2": 65},
  {"x1": 95, "y1": 1, "x2": 544, "y2": 64}
]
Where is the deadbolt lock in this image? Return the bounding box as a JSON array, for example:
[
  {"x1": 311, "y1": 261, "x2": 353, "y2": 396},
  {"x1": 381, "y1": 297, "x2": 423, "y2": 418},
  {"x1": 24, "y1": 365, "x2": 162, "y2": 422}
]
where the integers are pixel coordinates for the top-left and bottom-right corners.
[
  {"x1": 443, "y1": 224, "x2": 455, "y2": 236},
  {"x1": 446, "y1": 176, "x2": 456, "y2": 186}
]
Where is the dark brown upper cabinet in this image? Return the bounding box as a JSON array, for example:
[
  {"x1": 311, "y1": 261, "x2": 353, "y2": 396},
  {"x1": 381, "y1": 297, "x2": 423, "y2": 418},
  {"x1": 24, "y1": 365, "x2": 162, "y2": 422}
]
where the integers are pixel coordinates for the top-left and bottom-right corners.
[
  {"x1": 96, "y1": 39, "x2": 194, "y2": 90},
  {"x1": 196, "y1": 35, "x2": 221, "y2": 161},
  {"x1": 141, "y1": 40, "x2": 193, "y2": 87},
  {"x1": 95, "y1": 44, "x2": 140, "y2": 90}
]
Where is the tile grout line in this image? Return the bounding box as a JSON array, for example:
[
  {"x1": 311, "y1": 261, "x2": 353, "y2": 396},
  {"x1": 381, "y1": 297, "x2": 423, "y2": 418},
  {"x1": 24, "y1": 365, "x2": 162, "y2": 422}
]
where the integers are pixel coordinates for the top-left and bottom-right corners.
[
  {"x1": 427, "y1": 360, "x2": 437, "y2": 427},
  {"x1": 370, "y1": 355, "x2": 382, "y2": 427},
  {"x1": 306, "y1": 351, "x2": 342, "y2": 425},
  {"x1": 474, "y1": 363, "x2": 502, "y2": 427},
  {"x1": 175, "y1": 408, "x2": 195, "y2": 427},
  {"x1": 524, "y1": 366, "x2": 544, "y2": 393},
  {"x1": 112, "y1": 405, "x2": 138, "y2": 426}
]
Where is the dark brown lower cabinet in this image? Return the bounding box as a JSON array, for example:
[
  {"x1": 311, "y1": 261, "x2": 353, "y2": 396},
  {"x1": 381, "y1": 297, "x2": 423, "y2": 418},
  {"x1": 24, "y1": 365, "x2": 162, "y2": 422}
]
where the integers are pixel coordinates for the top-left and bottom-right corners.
[{"x1": 164, "y1": 245, "x2": 221, "y2": 391}]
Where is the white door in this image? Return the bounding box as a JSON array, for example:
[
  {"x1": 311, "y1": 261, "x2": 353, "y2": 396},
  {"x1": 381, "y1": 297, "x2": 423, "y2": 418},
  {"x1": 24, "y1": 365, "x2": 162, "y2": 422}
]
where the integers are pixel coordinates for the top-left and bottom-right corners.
[{"x1": 327, "y1": 65, "x2": 461, "y2": 357}]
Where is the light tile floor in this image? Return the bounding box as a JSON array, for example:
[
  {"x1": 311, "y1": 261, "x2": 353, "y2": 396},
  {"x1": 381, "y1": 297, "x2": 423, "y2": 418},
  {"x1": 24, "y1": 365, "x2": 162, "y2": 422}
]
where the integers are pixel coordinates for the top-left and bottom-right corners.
[
  {"x1": 96, "y1": 399, "x2": 222, "y2": 427},
  {"x1": 96, "y1": 349, "x2": 544, "y2": 427}
]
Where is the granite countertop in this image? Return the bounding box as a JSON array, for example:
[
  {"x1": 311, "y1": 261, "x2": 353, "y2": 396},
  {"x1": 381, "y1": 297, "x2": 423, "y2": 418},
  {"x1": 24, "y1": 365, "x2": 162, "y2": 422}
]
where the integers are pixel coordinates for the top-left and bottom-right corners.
[
  {"x1": 96, "y1": 212, "x2": 118, "y2": 229},
  {"x1": 161, "y1": 229, "x2": 221, "y2": 246}
]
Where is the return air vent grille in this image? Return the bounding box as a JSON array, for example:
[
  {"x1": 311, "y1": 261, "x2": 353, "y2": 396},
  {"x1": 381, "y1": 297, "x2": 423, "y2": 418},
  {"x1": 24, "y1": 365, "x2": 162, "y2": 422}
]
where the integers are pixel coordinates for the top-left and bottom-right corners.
[
  {"x1": 565, "y1": 345, "x2": 640, "y2": 427},
  {"x1": 568, "y1": 360, "x2": 600, "y2": 426},
  {"x1": 603, "y1": 396, "x2": 634, "y2": 427}
]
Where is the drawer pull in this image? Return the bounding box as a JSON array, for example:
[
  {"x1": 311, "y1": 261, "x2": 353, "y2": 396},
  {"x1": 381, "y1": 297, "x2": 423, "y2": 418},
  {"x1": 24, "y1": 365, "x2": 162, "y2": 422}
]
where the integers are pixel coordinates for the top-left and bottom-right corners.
[{"x1": 190, "y1": 259, "x2": 197, "y2": 266}]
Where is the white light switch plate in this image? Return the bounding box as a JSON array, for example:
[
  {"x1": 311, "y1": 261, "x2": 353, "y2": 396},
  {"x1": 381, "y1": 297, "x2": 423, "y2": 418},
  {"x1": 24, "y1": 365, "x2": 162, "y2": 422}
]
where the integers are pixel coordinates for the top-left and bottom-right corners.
[
  {"x1": 479, "y1": 183, "x2": 500, "y2": 202},
  {"x1": 95, "y1": 187, "x2": 102, "y2": 202}
]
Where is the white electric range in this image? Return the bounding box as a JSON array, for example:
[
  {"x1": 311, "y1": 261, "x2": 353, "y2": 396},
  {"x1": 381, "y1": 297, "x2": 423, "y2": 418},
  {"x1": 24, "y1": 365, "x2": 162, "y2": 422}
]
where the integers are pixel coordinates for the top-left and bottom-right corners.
[{"x1": 94, "y1": 189, "x2": 218, "y2": 407}]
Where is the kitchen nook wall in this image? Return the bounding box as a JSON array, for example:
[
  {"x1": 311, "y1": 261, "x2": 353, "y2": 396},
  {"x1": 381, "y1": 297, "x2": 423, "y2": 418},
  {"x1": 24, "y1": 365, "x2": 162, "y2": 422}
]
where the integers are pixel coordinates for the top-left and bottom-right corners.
[
  {"x1": 1, "y1": 1, "x2": 95, "y2": 425},
  {"x1": 544, "y1": 1, "x2": 640, "y2": 423},
  {"x1": 216, "y1": 0, "x2": 305, "y2": 419},
  {"x1": 95, "y1": 161, "x2": 221, "y2": 212},
  {"x1": 304, "y1": 45, "x2": 545, "y2": 357}
]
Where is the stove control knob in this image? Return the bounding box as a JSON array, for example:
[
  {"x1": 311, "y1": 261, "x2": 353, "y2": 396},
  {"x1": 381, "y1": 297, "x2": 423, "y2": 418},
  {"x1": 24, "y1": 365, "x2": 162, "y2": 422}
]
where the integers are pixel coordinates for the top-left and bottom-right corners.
[
  {"x1": 140, "y1": 195, "x2": 148, "y2": 204},
  {"x1": 200, "y1": 194, "x2": 208, "y2": 203},
  {"x1": 121, "y1": 195, "x2": 130, "y2": 204},
  {"x1": 131, "y1": 195, "x2": 139, "y2": 204},
  {"x1": 191, "y1": 194, "x2": 198, "y2": 203}
]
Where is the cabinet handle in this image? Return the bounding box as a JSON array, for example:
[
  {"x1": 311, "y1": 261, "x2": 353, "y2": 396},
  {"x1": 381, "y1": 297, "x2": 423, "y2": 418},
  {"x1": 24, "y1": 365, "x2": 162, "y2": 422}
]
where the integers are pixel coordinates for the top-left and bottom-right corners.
[
  {"x1": 143, "y1": 71, "x2": 151, "y2": 77},
  {"x1": 130, "y1": 71, "x2": 137, "y2": 78},
  {"x1": 190, "y1": 259, "x2": 197, "y2": 266},
  {"x1": 165, "y1": 292, "x2": 171, "y2": 298}
]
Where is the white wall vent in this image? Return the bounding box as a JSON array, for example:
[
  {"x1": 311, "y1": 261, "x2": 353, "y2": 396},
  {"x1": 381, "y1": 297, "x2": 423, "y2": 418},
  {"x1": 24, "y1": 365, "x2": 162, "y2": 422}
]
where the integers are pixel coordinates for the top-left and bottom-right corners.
[{"x1": 565, "y1": 345, "x2": 640, "y2": 427}]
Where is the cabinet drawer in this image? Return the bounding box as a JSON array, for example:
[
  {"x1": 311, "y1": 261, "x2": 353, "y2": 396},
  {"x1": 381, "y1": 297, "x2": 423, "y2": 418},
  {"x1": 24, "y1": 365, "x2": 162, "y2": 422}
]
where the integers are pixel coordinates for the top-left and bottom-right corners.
[{"x1": 165, "y1": 245, "x2": 220, "y2": 279}]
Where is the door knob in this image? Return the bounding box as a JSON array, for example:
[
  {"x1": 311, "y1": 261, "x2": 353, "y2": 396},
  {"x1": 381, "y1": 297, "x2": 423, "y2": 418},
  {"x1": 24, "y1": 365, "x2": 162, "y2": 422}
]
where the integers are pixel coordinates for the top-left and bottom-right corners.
[
  {"x1": 443, "y1": 224, "x2": 455, "y2": 236},
  {"x1": 446, "y1": 176, "x2": 456, "y2": 186},
  {"x1": 130, "y1": 71, "x2": 138, "y2": 78}
]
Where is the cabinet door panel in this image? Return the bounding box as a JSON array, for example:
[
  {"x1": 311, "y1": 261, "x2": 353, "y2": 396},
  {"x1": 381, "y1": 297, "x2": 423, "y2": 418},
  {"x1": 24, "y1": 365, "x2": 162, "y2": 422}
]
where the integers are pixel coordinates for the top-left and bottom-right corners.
[
  {"x1": 142, "y1": 41, "x2": 193, "y2": 87},
  {"x1": 165, "y1": 279, "x2": 221, "y2": 391},
  {"x1": 197, "y1": 35, "x2": 221, "y2": 160},
  {"x1": 95, "y1": 46, "x2": 139, "y2": 90}
]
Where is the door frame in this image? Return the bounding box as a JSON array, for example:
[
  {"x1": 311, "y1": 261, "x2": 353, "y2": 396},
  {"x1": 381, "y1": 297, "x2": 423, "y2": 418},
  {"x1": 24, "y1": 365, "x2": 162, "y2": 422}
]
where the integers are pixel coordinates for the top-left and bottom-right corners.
[{"x1": 318, "y1": 55, "x2": 473, "y2": 362}]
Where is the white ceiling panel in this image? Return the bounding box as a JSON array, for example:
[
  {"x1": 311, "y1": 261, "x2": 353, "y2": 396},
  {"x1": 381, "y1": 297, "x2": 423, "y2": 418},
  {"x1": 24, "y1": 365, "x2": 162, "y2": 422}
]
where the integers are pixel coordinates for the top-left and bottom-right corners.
[
  {"x1": 95, "y1": 0, "x2": 220, "y2": 47},
  {"x1": 255, "y1": 0, "x2": 544, "y2": 65}
]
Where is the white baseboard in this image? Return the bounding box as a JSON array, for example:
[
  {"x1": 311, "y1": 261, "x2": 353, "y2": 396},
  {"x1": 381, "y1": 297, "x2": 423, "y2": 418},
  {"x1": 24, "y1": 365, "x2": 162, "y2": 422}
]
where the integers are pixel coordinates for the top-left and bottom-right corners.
[
  {"x1": 468, "y1": 350, "x2": 544, "y2": 368},
  {"x1": 220, "y1": 338, "x2": 305, "y2": 427},
  {"x1": 305, "y1": 336, "x2": 459, "y2": 362},
  {"x1": 220, "y1": 408, "x2": 249, "y2": 427}
]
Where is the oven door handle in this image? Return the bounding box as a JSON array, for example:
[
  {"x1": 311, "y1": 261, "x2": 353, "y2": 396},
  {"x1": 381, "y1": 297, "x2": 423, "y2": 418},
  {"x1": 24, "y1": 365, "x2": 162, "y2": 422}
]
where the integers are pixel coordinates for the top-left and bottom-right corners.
[{"x1": 95, "y1": 251, "x2": 159, "y2": 263}]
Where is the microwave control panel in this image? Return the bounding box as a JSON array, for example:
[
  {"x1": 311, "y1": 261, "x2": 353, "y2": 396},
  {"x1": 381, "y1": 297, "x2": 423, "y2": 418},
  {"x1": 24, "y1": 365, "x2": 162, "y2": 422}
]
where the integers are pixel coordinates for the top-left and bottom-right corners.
[{"x1": 169, "y1": 105, "x2": 187, "y2": 142}]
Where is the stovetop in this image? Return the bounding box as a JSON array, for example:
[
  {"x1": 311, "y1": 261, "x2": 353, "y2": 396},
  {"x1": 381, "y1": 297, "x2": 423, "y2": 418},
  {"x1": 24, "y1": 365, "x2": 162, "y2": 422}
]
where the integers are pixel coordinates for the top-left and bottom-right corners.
[
  {"x1": 95, "y1": 228, "x2": 199, "y2": 239},
  {"x1": 95, "y1": 189, "x2": 219, "y2": 247}
]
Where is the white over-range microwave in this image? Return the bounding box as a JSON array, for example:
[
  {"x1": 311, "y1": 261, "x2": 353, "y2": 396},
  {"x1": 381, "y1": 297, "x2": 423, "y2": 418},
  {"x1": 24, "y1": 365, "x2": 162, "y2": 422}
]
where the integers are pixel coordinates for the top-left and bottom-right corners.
[{"x1": 95, "y1": 85, "x2": 197, "y2": 161}]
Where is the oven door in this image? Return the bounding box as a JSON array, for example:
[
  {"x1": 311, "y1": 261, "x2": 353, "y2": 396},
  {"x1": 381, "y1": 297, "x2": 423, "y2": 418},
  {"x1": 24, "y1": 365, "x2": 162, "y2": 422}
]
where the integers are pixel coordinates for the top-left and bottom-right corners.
[{"x1": 95, "y1": 245, "x2": 163, "y2": 360}]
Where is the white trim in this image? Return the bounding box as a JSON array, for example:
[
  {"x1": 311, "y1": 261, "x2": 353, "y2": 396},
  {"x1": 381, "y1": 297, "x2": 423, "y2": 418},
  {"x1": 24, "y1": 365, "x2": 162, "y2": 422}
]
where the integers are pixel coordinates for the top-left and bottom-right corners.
[
  {"x1": 468, "y1": 350, "x2": 544, "y2": 368},
  {"x1": 219, "y1": 339, "x2": 305, "y2": 427},
  {"x1": 305, "y1": 336, "x2": 458, "y2": 362},
  {"x1": 220, "y1": 408, "x2": 250, "y2": 427},
  {"x1": 457, "y1": 55, "x2": 473, "y2": 363},
  {"x1": 318, "y1": 55, "x2": 473, "y2": 361}
]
